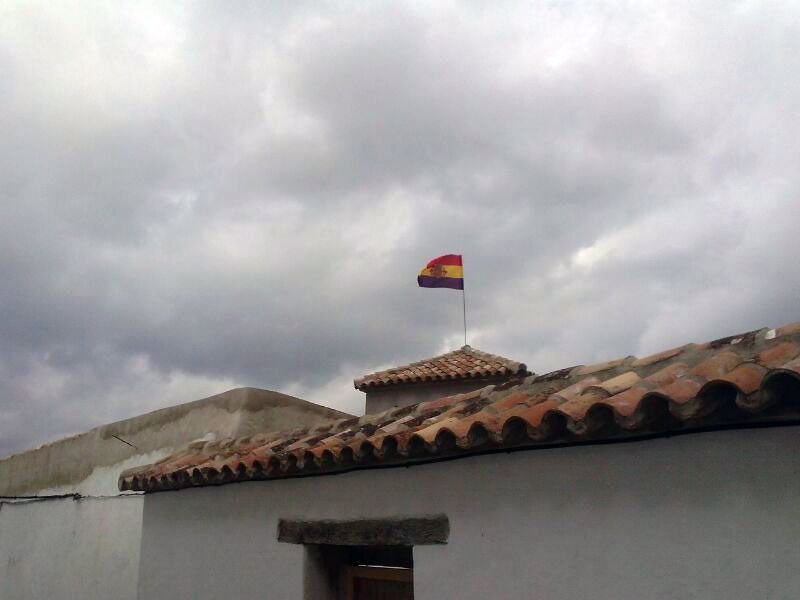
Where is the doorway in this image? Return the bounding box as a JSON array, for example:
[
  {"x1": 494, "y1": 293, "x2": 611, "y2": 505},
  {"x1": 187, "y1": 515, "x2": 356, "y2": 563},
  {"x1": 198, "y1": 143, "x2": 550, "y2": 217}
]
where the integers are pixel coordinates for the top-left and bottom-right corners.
[
  {"x1": 344, "y1": 565, "x2": 413, "y2": 600},
  {"x1": 305, "y1": 544, "x2": 414, "y2": 599}
]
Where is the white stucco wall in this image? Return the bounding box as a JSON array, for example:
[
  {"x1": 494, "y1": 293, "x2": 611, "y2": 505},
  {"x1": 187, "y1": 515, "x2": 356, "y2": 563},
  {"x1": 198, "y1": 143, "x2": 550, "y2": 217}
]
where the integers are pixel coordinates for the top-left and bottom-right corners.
[
  {"x1": 137, "y1": 426, "x2": 800, "y2": 600},
  {"x1": 0, "y1": 387, "x2": 349, "y2": 600},
  {"x1": 0, "y1": 495, "x2": 142, "y2": 600}
]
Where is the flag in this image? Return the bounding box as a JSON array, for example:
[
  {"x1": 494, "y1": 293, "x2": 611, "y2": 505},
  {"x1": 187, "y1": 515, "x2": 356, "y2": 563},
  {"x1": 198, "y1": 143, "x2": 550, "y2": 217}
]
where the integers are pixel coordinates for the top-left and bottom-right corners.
[{"x1": 417, "y1": 254, "x2": 464, "y2": 289}]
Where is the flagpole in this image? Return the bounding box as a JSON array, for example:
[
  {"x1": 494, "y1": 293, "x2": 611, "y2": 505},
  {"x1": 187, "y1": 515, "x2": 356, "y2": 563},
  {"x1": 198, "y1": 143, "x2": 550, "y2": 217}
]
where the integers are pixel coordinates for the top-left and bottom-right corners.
[{"x1": 462, "y1": 286, "x2": 467, "y2": 347}]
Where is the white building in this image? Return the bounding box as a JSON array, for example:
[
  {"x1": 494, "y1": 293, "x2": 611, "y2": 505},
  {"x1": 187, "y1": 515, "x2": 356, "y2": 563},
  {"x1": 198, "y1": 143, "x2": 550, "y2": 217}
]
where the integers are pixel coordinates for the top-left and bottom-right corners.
[
  {"x1": 3, "y1": 321, "x2": 800, "y2": 599},
  {"x1": 0, "y1": 388, "x2": 348, "y2": 600},
  {"x1": 124, "y1": 321, "x2": 800, "y2": 599}
]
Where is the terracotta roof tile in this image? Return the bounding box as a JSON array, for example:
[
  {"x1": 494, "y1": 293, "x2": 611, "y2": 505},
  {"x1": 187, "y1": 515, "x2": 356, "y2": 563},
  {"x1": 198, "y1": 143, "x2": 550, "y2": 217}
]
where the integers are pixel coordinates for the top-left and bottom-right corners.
[
  {"x1": 509, "y1": 398, "x2": 561, "y2": 430},
  {"x1": 589, "y1": 371, "x2": 641, "y2": 396},
  {"x1": 689, "y1": 351, "x2": 742, "y2": 380},
  {"x1": 353, "y1": 346, "x2": 529, "y2": 390},
  {"x1": 631, "y1": 344, "x2": 691, "y2": 367},
  {"x1": 601, "y1": 386, "x2": 649, "y2": 417},
  {"x1": 645, "y1": 362, "x2": 689, "y2": 387},
  {"x1": 120, "y1": 320, "x2": 800, "y2": 493},
  {"x1": 781, "y1": 355, "x2": 800, "y2": 374},
  {"x1": 718, "y1": 363, "x2": 766, "y2": 394},
  {"x1": 550, "y1": 377, "x2": 600, "y2": 403},
  {"x1": 575, "y1": 356, "x2": 631, "y2": 376},
  {"x1": 776, "y1": 320, "x2": 800, "y2": 337},
  {"x1": 757, "y1": 341, "x2": 800, "y2": 368},
  {"x1": 656, "y1": 378, "x2": 703, "y2": 405}
]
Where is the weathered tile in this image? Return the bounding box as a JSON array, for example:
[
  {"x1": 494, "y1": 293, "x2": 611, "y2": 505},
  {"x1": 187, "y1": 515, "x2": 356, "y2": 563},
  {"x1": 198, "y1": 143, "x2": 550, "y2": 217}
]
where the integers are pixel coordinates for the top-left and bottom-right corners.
[
  {"x1": 575, "y1": 356, "x2": 630, "y2": 376},
  {"x1": 779, "y1": 355, "x2": 800, "y2": 375},
  {"x1": 510, "y1": 398, "x2": 561, "y2": 428},
  {"x1": 484, "y1": 392, "x2": 530, "y2": 414},
  {"x1": 719, "y1": 363, "x2": 766, "y2": 394},
  {"x1": 557, "y1": 391, "x2": 608, "y2": 419},
  {"x1": 653, "y1": 379, "x2": 702, "y2": 405},
  {"x1": 601, "y1": 386, "x2": 648, "y2": 417},
  {"x1": 690, "y1": 351, "x2": 742, "y2": 380},
  {"x1": 118, "y1": 319, "x2": 800, "y2": 493},
  {"x1": 590, "y1": 371, "x2": 641, "y2": 396},
  {"x1": 776, "y1": 321, "x2": 800, "y2": 337},
  {"x1": 757, "y1": 341, "x2": 800, "y2": 368},
  {"x1": 631, "y1": 345, "x2": 691, "y2": 367},
  {"x1": 644, "y1": 362, "x2": 689, "y2": 387},
  {"x1": 550, "y1": 376, "x2": 600, "y2": 403}
]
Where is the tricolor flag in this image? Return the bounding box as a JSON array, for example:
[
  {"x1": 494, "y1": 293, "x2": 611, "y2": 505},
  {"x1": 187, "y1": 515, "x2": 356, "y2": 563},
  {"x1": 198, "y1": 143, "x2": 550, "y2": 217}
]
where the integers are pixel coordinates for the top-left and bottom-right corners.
[{"x1": 417, "y1": 254, "x2": 464, "y2": 290}]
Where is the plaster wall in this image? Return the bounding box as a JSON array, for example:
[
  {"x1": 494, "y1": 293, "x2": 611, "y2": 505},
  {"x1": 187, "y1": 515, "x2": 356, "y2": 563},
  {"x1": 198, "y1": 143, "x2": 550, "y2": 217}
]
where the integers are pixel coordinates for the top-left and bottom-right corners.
[
  {"x1": 0, "y1": 495, "x2": 142, "y2": 600},
  {"x1": 365, "y1": 380, "x2": 498, "y2": 414},
  {"x1": 0, "y1": 388, "x2": 349, "y2": 600},
  {"x1": 138, "y1": 426, "x2": 800, "y2": 600}
]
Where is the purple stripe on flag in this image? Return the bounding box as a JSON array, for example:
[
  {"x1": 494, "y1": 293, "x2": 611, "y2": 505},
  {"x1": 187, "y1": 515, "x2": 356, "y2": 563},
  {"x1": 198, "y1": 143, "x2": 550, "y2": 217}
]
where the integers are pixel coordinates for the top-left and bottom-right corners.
[{"x1": 417, "y1": 275, "x2": 464, "y2": 290}]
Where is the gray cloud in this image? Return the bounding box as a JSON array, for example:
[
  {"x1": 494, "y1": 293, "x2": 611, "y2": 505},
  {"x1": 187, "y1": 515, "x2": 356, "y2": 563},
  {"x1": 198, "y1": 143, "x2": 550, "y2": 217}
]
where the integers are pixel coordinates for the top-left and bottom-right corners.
[{"x1": 1, "y1": 0, "x2": 799, "y2": 457}]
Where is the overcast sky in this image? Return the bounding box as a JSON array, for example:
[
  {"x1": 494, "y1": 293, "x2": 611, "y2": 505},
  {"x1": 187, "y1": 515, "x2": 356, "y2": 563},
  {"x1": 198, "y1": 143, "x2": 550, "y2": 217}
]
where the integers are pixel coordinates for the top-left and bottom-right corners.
[{"x1": 1, "y1": 0, "x2": 799, "y2": 457}]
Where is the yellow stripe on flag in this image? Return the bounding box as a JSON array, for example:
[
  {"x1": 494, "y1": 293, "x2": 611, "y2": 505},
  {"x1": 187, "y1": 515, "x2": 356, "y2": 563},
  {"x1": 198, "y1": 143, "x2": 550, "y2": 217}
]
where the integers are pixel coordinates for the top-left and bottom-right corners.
[{"x1": 418, "y1": 265, "x2": 464, "y2": 278}]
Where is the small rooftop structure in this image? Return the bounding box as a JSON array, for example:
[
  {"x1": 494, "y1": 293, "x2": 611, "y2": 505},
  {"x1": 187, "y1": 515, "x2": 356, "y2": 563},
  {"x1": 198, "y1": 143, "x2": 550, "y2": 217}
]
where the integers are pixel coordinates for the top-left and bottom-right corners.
[
  {"x1": 120, "y1": 320, "x2": 800, "y2": 493},
  {"x1": 354, "y1": 345, "x2": 530, "y2": 413}
]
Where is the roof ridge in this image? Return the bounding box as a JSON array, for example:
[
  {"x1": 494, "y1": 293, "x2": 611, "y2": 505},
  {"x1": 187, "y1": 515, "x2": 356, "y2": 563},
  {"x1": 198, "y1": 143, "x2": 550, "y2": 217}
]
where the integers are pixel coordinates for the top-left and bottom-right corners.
[
  {"x1": 406, "y1": 346, "x2": 463, "y2": 369},
  {"x1": 460, "y1": 345, "x2": 526, "y2": 370}
]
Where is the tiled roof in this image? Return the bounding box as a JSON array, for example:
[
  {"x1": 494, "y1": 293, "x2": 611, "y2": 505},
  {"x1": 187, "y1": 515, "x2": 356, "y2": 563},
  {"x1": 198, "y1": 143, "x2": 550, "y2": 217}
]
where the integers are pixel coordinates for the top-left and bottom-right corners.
[
  {"x1": 354, "y1": 345, "x2": 529, "y2": 390},
  {"x1": 119, "y1": 321, "x2": 800, "y2": 493}
]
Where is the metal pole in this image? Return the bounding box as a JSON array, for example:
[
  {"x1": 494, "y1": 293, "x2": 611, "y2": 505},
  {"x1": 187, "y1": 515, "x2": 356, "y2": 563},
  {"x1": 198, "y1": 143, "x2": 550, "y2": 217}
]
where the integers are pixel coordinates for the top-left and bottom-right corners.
[{"x1": 462, "y1": 287, "x2": 467, "y2": 347}]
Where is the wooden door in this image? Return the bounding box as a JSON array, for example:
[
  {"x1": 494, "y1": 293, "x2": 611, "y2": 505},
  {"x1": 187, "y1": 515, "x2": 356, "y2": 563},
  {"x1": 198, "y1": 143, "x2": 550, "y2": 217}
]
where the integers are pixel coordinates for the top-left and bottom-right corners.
[{"x1": 345, "y1": 566, "x2": 413, "y2": 600}]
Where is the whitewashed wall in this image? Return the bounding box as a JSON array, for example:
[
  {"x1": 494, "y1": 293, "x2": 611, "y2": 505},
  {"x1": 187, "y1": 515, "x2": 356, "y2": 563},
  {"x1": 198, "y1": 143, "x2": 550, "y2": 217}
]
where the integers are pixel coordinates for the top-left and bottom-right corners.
[
  {"x1": 0, "y1": 387, "x2": 348, "y2": 600},
  {"x1": 138, "y1": 426, "x2": 800, "y2": 600},
  {"x1": 0, "y1": 495, "x2": 142, "y2": 600}
]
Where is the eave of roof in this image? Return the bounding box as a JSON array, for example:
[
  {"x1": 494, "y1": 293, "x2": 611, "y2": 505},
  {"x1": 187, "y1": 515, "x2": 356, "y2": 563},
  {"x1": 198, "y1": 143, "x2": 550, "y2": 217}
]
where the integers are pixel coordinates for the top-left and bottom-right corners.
[
  {"x1": 354, "y1": 345, "x2": 529, "y2": 390},
  {"x1": 119, "y1": 321, "x2": 800, "y2": 494}
]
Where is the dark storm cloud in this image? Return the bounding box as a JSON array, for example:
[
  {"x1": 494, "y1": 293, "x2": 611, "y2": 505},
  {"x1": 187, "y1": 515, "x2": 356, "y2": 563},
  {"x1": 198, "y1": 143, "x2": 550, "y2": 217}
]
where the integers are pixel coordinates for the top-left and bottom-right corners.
[{"x1": 1, "y1": 1, "x2": 799, "y2": 457}]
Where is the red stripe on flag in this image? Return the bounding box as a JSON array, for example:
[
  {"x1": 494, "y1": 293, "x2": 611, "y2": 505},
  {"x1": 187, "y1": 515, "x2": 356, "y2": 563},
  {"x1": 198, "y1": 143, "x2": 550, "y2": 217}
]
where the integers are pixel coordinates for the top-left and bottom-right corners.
[{"x1": 427, "y1": 254, "x2": 462, "y2": 267}]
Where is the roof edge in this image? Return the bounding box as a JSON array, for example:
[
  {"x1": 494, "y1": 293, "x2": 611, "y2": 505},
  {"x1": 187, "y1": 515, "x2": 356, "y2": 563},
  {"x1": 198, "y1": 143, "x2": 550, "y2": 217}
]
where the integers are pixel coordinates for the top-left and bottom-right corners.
[{"x1": 119, "y1": 320, "x2": 800, "y2": 495}]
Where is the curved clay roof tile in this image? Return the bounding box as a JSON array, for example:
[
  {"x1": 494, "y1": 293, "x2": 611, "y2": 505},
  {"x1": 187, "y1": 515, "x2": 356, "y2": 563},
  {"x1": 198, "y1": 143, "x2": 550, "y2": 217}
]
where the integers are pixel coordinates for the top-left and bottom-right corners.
[{"x1": 123, "y1": 320, "x2": 800, "y2": 493}]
